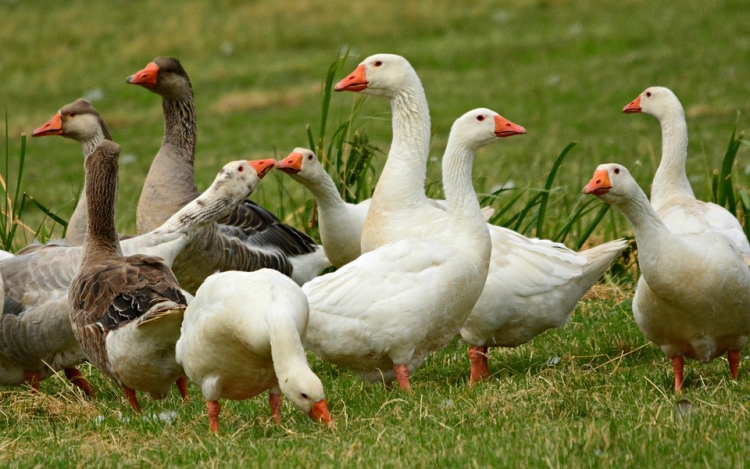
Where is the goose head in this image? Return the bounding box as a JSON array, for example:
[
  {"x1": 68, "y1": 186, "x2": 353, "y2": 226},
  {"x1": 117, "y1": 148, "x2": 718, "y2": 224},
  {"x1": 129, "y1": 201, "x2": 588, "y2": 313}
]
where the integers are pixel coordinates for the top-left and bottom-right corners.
[
  {"x1": 213, "y1": 159, "x2": 275, "y2": 202},
  {"x1": 334, "y1": 54, "x2": 419, "y2": 98},
  {"x1": 32, "y1": 98, "x2": 107, "y2": 142},
  {"x1": 623, "y1": 86, "x2": 683, "y2": 120},
  {"x1": 280, "y1": 370, "x2": 332, "y2": 425},
  {"x1": 582, "y1": 163, "x2": 638, "y2": 205},
  {"x1": 450, "y1": 108, "x2": 527, "y2": 152},
  {"x1": 275, "y1": 148, "x2": 322, "y2": 177},
  {"x1": 127, "y1": 56, "x2": 192, "y2": 100}
]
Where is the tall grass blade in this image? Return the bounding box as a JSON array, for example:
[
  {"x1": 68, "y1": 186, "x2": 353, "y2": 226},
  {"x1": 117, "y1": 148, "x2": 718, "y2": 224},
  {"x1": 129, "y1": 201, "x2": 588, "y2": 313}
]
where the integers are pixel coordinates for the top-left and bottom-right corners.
[
  {"x1": 536, "y1": 142, "x2": 576, "y2": 239},
  {"x1": 716, "y1": 128, "x2": 742, "y2": 213}
]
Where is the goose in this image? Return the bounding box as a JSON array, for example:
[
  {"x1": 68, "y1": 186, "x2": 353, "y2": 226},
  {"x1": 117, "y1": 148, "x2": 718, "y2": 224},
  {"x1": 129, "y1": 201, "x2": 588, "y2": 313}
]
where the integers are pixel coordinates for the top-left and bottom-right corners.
[
  {"x1": 623, "y1": 87, "x2": 750, "y2": 257},
  {"x1": 176, "y1": 269, "x2": 332, "y2": 432},
  {"x1": 335, "y1": 54, "x2": 626, "y2": 383},
  {"x1": 275, "y1": 149, "x2": 494, "y2": 267},
  {"x1": 302, "y1": 108, "x2": 510, "y2": 391},
  {"x1": 0, "y1": 154, "x2": 273, "y2": 398},
  {"x1": 584, "y1": 163, "x2": 750, "y2": 392},
  {"x1": 32, "y1": 98, "x2": 112, "y2": 246},
  {"x1": 126, "y1": 56, "x2": 329, "y2": 291}
]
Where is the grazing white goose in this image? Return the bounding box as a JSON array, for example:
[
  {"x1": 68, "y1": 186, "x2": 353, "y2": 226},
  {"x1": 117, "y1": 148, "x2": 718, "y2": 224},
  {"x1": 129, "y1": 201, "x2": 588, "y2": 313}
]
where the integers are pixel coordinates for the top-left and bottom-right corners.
[
  {"x1": 623, "y1": 86, "x2": 750, "y2": 257},
  {"x1": 32, "y1": 98, "x2": 112, "y2": 245},
  {"x1": 126, "y1": 57, "x2": 329, "y2": 291},
  {"x1": 302, "y1": 108, "x2": 511, "y2": 391},
  {"x1": 0, "y1": 153, "x2": 271, "y2": 399},
  {"x1": 176, "y1": 269, "x2": 332, "y2": 432},
  {"x1": 336, "y1": 53, "x2": 625, "y2": 383},
  {"x1": 584, "y1": 163, "x2": 750, "y2": 392}
]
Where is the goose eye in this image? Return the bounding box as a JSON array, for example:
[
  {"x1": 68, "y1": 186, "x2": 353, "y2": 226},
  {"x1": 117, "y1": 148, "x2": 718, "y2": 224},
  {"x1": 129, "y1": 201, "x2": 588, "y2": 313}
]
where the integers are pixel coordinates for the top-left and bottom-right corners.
[
  {"x1": 301, "y1": 393, "x2": 308, "y2": 399},
  {"x1": 238, "y1": 165, "x2": 244, "y2": 172},
  {"x1": 476, "y1": 115, "x2": 485, "y2": 122},
  {"x1": 614, "y1": 167, "x2": 620, "y2": 174},
  {"x1": 374, "y1": 61, "x2": 383, "y2": 67},
  {"x1": 645, "y1": 91, "x2": 651, "y2": 98},
  {"x1": 69, "y1": 112, "x2": 75, "y2": 117},
  {"x1": 307, "y1": 154, "x2": 313, "y2": 160}
]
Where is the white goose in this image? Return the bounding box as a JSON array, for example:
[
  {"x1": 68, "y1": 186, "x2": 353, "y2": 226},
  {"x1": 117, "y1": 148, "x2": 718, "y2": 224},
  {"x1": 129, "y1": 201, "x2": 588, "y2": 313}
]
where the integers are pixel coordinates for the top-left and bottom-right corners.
[
  {"x1": 584, "y1": 163, "x2": 750, "y2": 392},
  {"x1": 302, "y1": 108, "x2": 509, "y2": 390},
  {"x1": 623, "y1": 86, "x2": 750, "y2": 257},
  {"x1": 176, "y1": 269, "x2": 332, "y2": 432},
  {"x1": 336, "y1": 54, "x2": 626, "y2": 383},
  {"x1": 0, "y1": 158, "x2": 273, "y2": 395}
]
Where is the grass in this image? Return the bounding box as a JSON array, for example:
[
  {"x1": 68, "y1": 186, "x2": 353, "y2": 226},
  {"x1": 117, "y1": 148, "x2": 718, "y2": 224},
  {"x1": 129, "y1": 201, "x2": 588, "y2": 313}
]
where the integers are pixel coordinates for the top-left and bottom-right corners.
[{"x1": 2, "y1": 0, "x2": 750, "y2": 466}]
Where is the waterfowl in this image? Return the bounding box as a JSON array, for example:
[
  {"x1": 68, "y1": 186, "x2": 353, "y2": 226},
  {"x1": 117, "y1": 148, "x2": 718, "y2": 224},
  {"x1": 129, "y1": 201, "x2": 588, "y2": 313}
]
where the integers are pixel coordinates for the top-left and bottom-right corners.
[
  {"x1": 584, "y1": 163, "x2": 750, "y2": 392},
  {"x1": 176, "y1": 269, "x2": 332, "y2": 432},
  {"x1": 126, "y1": 56, "x2": 329, "y2": 291},
  {"x1": 302, "y1": 108, "x2": 508, "y2": 390},
  {"x1": 32, "y1": 98, "x2": 112, "y2": 246},
  {"x1": 336, "y1": 54, "x2": 625, "y2": 383},
  {"x1": 623, "y1": 87, "x2": 750, "y2": 257}
]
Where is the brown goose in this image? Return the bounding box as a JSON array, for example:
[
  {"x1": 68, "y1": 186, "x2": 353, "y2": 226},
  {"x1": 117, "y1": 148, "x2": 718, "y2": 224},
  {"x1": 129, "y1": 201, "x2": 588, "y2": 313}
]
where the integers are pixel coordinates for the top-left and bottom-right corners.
[
  {"x1": 32, "y1": 98, "x2": 112, "y2": 246},
  {"x1": 1, "y1": 157, "x2": 272, "y2": 397},
  {"x1": 126, "y1": 57, "x2": 329, "y2": 292}
]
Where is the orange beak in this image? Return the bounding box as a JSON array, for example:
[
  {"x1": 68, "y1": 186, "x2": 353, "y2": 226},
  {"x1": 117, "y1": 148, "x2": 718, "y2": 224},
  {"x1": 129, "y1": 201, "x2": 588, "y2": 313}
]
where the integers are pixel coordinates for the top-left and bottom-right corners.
[
  {"x1": 494, "y1": 115, "x2": 527, "y2": 138},
  {"x1": 248, "y1": 158, "x2": 277, "y2": 179},
  {"x1": 582, "y1": 169, "x2": 612, "y2": 196},
  {"x1": 623, "y1": 94, "x2": 642, "y2": 113},
  {"x1": 275, "y1": 151, "x2": 303, "y2": 174},
  {"x1": 309, "y1": 399, "x2": 332, "y2": 425},
  {"x1": 126, "y1": 62, "x2": 159, "y2": 89},
  {"x1": 32, "y1": 112, "x2": 63, "y2": 137},
  {"x1": 334, "y1": 64, "x2": 368, "y2": 92}
]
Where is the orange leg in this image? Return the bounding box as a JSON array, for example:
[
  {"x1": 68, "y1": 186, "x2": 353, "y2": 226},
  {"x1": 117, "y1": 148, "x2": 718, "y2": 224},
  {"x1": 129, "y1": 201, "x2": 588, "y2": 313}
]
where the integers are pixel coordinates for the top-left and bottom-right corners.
[
  {"x1": 175, "y1": 375, "x2": 189, "y2": 403},
  {"x1": 468, "y1": 346, "x2": 490, "y2": 385},
  {"x1": 269, "y1": 392, "x2": 282, "y2": 424},
  {"x1": 23, "y1": 370, "x2": 41, "y2": 393},
  {"x1": 207, "y1": 400, "x2": 221, "y2": 433},
  {"x1": 123, "y1": 386, "x2": 141, "y2": 413},
  {"x1": 393, "y1": 364, "x2": 412, "y2": 392},
  {"x1": 728, "y1": 350, "x2": 741, "y2": 380},
  {"x1": 64, "y1": 367, "x2": 96, "y2": 397},
  {"x1": 671, "y1": 355, "x2": 684, "y2": 393}
]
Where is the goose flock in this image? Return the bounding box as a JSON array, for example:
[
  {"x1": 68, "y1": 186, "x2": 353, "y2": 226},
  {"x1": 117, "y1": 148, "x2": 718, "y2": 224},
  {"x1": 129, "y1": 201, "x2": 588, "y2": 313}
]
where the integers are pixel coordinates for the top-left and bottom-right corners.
[{"x1": 0, "y1": 52, "x2": 747, "y2": 432}]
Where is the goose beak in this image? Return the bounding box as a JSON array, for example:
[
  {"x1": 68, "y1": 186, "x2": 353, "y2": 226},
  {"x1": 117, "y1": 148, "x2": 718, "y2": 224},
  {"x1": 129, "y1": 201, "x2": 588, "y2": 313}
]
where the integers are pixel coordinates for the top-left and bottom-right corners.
[
  {"x1": 127, "y1": 62, "x2": 159, "y2": 89},
  {"x1": 583, "y1": 169, "x2": 612, "y2": 196},
  {"x1": 248, "y1": 159, "x2": 277, "y2": 179},
  {"x1": 275, "y1": 152, "x2": 303, "y2": 174},
  {"x1": 623, "y1": 95, "x2": 642, "y2": 113},
  {"x1": 494, "y1": 115, "x2": 527, "y2": 138},
  {"x1": 309, "y1": 399, "x2": 333, "y2": 426},
  {"x1": 32, "y1": 112, "x2": 63, "y2": 137},
  {"x1": 334, "y1": 64, "x2": 368, "y2": 92}
]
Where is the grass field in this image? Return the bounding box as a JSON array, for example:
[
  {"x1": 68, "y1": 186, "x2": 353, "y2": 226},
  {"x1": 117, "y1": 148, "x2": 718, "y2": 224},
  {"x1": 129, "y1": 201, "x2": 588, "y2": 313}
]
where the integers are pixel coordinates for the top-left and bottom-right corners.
[{"x1": 2, "y1": 0, "x2": 750, "y2": 467}]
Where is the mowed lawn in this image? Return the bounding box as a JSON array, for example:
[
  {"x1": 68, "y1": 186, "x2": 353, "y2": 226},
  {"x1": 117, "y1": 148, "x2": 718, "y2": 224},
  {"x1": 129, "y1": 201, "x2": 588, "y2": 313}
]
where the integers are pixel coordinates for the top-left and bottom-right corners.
[{"x1": 2, "y1": 0, "x2": 750, "y2": 467}]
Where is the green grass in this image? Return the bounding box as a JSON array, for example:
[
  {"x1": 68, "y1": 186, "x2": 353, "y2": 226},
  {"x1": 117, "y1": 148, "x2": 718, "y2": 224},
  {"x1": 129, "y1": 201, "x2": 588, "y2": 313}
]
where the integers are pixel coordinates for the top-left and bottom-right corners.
[
  {"x1": 3, "y1": 290, "x2": 750, "y2": 467},
  {"x1": 2, "y1": 0, "x2": 750, "y2": 466}
]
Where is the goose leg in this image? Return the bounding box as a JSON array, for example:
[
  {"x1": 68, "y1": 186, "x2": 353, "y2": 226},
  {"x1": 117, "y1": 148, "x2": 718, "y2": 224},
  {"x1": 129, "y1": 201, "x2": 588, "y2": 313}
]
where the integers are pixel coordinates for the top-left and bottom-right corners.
[
  {"x1": 728, "y1": 350, "x2": 740, "y2": 380},
  {"x1": 207, "y1": 400, "x2": 221, "y2": 433},
  {"x1": 671, "y1": 356, "x2": 684, "y2": 393},
  {"x1": 23, "y1": 370, "x2": 41, "y2": 393},
  {"x1": 468, "y1": 346, "x2": 490, "y2": 385},
  {"x1": 393, "y1": 364, "x2": 412, "y2": 392},
  {"x1": 175, "y1": 375, "x2": 189, "y2": 403},
  {"x1": 123, "y1": 386, "x2": 141, "y2": 413},
  {"x1": 64, "y1": 367, "x2": 96, "y2": 397},
  {"x1": 269, "y1": 390, "x2": 282, "y2": 424}
]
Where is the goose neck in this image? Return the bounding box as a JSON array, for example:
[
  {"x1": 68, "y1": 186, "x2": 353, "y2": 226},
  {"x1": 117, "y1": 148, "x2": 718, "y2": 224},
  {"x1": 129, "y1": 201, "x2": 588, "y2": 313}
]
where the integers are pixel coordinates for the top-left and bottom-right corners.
[
  {"x1": 441, "y1": 142, "x2": 485, "y2": 230},
  {"x1": 82, "y1": 154, "x2": 121, "y2": 262},
  {"x1": 161, "y1": 94, "x2": 197, "y2": 168},
  {"x1": 611, "y1": 187, "x2": 671, "y2": 256},
  {"x1": 267, "y1": 313, "x2": 309, "y2": 380},
  {"x1": 295, "y1": 172, "x2": 348, "y2": 211},
  {"x1": 651, "y1": 107, "x2": 693, "y2": 206}
]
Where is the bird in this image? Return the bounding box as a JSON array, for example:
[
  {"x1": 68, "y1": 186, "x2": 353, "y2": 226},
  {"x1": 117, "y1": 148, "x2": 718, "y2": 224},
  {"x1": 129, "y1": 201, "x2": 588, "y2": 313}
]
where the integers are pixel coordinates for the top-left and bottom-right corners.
[
  {"x1": 584, "y1": 163, "x2": 750, "y2": 392},
  {"x1": 125, "y1": 56, "x2": 329, "y2": 291},
  {"x1": 176, "y1": 269, "x2": 332, "y2": 432}
]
